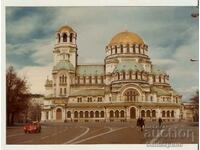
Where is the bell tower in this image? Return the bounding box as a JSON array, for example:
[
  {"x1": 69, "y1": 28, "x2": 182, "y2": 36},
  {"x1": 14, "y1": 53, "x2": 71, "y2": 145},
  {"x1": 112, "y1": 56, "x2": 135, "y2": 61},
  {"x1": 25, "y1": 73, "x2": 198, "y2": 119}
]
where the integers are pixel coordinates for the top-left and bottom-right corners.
[{"x1": 53, "y1": 25, "x2": 78, "y2": 67}]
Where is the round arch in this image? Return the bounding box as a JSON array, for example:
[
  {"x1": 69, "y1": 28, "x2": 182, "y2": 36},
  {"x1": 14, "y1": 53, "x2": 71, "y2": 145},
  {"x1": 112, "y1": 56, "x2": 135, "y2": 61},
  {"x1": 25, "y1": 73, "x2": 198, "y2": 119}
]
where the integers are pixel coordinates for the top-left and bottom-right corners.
[
  {"x1": 130, "y1": 107, "x2": 136, "y2": 119},
  {"x1": 56, "y1": 108, "x2": 62, "y2": 120}
]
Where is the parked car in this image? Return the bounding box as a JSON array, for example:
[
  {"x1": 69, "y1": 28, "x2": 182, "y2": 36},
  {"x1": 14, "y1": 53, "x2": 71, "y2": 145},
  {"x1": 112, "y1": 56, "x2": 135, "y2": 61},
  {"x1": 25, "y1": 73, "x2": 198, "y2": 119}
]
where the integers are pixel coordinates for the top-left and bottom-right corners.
[{"x1": 23, "y1": 121, "x2": 41, "y2": 133}]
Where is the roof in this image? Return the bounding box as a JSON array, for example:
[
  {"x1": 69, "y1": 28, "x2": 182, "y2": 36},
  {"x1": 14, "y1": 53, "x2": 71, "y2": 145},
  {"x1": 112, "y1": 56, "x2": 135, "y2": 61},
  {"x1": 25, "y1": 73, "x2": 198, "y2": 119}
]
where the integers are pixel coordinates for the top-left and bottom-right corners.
[
  {"x1": 70, "y1": 89, "x2": 105, "y2": 96},
  {"x1": 173, "y1": 90, "x2": 181, "y2": 96},
  {"x1": 45, "y1": 79, "x2": 53, "y2": 86},
  {"x1": 108, "y1": 31, "x2": 144, "y2": 46},
  {"x1": 57, "y1": 25, "x2": 75, "y2": 33},
  {"x1": 113, "y1": 61, "x2": 144, "y2": 73},
  {"x1": 152, "y1": 65, "x2": 167, "y2": 75},
  {"x1": 151, "y1": 86, "x2": 171, "y2": 96},
  {"x1": 76, "y1": 65, "x2": 104, "y2": 76},
  {"x1": 53, "y1": 60, "x2": 75, "y2": 71}
]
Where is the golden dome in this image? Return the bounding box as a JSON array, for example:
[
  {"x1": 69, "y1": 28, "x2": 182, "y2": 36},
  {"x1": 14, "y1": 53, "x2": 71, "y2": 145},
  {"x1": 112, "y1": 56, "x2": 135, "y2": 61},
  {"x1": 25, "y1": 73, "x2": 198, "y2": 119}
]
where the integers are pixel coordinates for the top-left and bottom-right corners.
[
  {"x1": 57, "y1": 25, "x2": 74, "y2": 33},
  {"x1": 109, "y1": 31, "x2": 144, "y2": 46}
]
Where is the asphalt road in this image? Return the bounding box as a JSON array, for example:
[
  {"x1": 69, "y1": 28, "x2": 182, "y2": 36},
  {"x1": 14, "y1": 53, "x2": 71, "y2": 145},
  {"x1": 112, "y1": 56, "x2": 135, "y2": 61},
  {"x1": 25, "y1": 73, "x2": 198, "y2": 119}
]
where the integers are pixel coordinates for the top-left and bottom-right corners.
[{"x1": 6, "y1": 121, "x2": 198, "y2": 144}]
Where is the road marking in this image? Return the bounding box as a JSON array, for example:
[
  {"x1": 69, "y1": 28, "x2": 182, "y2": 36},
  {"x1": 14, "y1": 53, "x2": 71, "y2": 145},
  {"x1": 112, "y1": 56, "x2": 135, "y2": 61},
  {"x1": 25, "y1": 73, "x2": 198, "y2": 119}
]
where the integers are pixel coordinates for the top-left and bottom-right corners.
[
  {"x1": 40, "y1": 127, "x2": 69, "y2": 140},
  {"x1": 7, "y1": 133, "x2": 25, "y2": 138},
  {"x1": 41, "y1": 135, "x2": 49, "y2": 140},
  {"x1": 72, "y1": 127, "x2": 127, "y2": 144},
  {"x1": 64, "y1": 126, "x2": 90, "y2": 144}
]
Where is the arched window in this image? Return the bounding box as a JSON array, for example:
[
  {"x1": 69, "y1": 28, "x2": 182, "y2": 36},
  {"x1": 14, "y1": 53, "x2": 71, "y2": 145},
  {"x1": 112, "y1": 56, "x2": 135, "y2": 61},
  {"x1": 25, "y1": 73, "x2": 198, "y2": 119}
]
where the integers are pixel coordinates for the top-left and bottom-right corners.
[
  {"x1": 70, "y1": 33, "x2": 73, "y2": 42},
  {"x1": 115, "y1": 110, "x2": 119, "y2": 118},
  {"x1": 167, "y1": 111, "x2": 170, "y2": 117},
  {"x1": 95, "y1": 76, "x2": 98, "y2": 84},
  {"x1": 176, "y1": 97, "x2": 178, "y2": 103},
  {"x1": 115, "y1": 45, "x2": 117, "y2": 54},
  {"x1": 141, "y1": 110, "x2": 145, "y2": 117},
  {"x1": 153, "y1": 76, "x2": 156, "y2": 82},
  {"x1": 85, "y1": 111, "x2": 89, "y2": 118},
  {"x1": 74, "y1": 111, "x2": 78, "y2": 118},
  {"x1": 77, "y1": 97, "x2": 82, "y2": 103},
  {"x1": 63, "y1": 33, "x2": 67, "y2": 42},
  {"x1": 87, "y1": 97, "x2": 92, "y2": 102},
  {"x1": 83, "y1": 76, "x2": 86, "y2": 84},
  {"x1": 100, "y1": 111, "x2": 104, "y2": 118},
  {"x1": 138, "y1": 45, "x2": 141, "y2": 53},
  {"x1": 89, "y1": 76, "x2": 92, "y2": 84},
  {"x1": 133, "y1": 44, "x2": 135, "y2": 53},
  {"x1": 60, "y1": 76, "x2": 62, "y2": 83},
  {"x1": 90, "y1": 111, "x2": 94, "y2": 118},
  {"x1": 64, "y1": 88, "x2": 66, "y2": 95},
  {"x1": 152, "y1": 110, "x2": 156, "y2": 117},
  {"x1": 57, "y1": 33, "x2": 60, "y2": 43},
  {"x1": 64, "y1": 76, "x2": 67, "y2": 83},
  {"x1": 80, "y1": 111, "x2": 83, "y2": 118},
  {"x1": 120, "y1": 45, "x2": 123, "y2": 53},
  {"x1": 146, "y1": 110, "x2": 151, "y2": 117},
  {"x1": 123, "y1": 71, "x2": 126, "y2": 79},
  {"x1": 136, "y1": 72, "x2": 138, "y2": 79},
  {"x1": 110, "y1": 110, "x2": 114, "y2": 118},
  {"x1": 159, "y1": 76, "x2": 162, "y2": 83},
  {"x1": 120, "y1": 110, "x2": 125, "y2": 118},
  {"x1": 150, "y1": 96, "x2": 153, "y2": 101},
  {"x1": 67, "y1": 111, "x2": 71, "y2": 118},
  {"x1": 95, "y1": 111, "x2": 99, "y2": 118},
  {"x1": 162, "y1": 111, "x2": 165, "y2": 117},
  {"x1": 129, "y1": 71, "x2": 132, "y2": 79},
  {"x1": 124, "y1": 89, "x2": 139, "y2": 101},
  {"x1": 97, "y1": 97, "x2": 102, "y2": 102},
  {"x1": 171, "y1": 111, "x2": 174, "y2": 117}
]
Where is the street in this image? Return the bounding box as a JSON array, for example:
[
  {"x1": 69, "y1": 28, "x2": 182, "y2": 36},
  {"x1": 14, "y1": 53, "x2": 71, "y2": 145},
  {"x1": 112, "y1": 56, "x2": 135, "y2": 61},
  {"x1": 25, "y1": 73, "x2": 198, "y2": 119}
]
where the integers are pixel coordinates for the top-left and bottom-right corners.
[{"x1": 6, "y1": 121, "x2": 198, "y2": 144}]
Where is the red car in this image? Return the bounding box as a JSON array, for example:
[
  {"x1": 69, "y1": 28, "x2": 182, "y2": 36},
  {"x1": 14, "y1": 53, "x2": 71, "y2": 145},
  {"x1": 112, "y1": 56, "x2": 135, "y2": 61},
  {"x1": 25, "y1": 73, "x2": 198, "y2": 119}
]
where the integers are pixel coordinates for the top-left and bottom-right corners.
[{"x1": 24, "y1": 121, "x2": 41, "y2": 133}]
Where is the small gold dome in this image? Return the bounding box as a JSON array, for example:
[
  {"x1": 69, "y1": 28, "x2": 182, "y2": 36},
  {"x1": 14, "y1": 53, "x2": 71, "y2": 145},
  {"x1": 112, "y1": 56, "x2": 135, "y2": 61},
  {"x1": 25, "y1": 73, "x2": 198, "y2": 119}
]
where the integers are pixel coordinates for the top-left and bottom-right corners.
[
  {"x1": 109, "y1": 31, "x2": 144, "y2": 46},
  {"x1": 57, "y1": 25, "x2": 74, "y2": 33}
]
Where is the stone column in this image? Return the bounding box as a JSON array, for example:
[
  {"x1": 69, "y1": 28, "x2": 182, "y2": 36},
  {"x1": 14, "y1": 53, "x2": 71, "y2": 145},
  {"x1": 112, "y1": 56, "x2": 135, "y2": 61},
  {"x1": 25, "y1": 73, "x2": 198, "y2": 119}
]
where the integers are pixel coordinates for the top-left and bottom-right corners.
[
  {"x1": 41, "y1": 111, "x2": 46, "y2": 121},
  {"x1": 67, "y1": 33, "x2": 70, "y2": 43}
]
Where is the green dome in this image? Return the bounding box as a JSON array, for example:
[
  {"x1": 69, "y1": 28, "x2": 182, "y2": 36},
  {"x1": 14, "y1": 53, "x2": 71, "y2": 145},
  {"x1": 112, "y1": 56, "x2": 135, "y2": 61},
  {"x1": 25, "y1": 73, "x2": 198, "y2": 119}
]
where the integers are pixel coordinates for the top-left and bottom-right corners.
[
  {"x1": 53, "y1": 60, "x2": 75, "y2": 71},
  {"x1": 152, "y1": 65, "x2": 166, "y2": 75},
  {"x1": 113, "y1": 61, "x2": 144, "y2": 73}
]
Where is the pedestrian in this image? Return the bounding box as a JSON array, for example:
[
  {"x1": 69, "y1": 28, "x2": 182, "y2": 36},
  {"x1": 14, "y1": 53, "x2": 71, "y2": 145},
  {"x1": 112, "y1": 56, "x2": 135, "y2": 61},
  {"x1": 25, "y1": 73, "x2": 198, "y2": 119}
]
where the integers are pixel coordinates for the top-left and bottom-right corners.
[
  {"x1": 136, "y1": 117, "x2": 141, "y2": 128},
  {"x1": 158, "y1": 117, "x2": 162, "y2": 128},
  {"x1": 140, "y1": 118, "x2": 145, "y2": 131}
]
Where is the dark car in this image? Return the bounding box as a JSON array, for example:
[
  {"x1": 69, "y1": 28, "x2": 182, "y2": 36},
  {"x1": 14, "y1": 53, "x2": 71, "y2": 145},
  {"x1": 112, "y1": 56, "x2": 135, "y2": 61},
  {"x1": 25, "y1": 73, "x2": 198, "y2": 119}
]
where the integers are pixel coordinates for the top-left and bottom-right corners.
[{"x1": 23, "y1": 121, "x2": 41, "y2": 133}]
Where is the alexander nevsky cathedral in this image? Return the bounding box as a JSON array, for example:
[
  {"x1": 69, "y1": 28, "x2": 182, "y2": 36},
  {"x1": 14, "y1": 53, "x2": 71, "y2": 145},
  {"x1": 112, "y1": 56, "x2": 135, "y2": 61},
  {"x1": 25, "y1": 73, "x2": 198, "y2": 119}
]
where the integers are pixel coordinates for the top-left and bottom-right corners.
[{"x1": 41, "y1": 25, "x2": 182, "y2": 122}]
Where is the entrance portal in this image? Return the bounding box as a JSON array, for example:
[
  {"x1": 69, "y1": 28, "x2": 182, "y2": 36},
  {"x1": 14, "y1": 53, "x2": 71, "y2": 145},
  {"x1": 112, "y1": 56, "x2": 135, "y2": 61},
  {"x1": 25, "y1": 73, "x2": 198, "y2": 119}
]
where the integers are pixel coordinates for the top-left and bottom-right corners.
[
  {"x1": 56, "y1": 108, "x2": 62, "y2": 120},
  {"x1": 130, "y1": 107, "x2": 136, "y2": 119}
]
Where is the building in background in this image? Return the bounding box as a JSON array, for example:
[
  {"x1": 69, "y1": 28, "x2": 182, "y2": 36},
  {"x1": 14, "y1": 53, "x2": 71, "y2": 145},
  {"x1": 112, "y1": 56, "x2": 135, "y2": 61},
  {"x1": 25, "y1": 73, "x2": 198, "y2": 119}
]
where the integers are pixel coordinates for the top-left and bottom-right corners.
[
  {"x1": 41, "y1": 25, "x2": 182, "y2": 122},
  {"x1": 181, "y1": 102, "x2": 199, "y2": 122}
]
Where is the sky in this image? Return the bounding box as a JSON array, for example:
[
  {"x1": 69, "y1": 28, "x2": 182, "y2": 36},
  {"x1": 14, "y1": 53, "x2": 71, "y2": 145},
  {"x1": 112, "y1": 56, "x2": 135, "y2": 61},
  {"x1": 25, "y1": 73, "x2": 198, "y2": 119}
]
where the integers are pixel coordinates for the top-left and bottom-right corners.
[{"x1": 6, "y1": 7, "x2": 199, "y2": 101}]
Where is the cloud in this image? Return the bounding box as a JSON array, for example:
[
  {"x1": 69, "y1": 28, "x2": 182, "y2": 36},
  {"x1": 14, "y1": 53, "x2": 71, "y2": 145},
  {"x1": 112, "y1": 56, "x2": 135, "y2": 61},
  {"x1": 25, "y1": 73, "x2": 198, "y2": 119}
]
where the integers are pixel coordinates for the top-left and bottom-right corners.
[
  {"x1": 18, "y1": 64, "x2": 53, "y2": 94},
  {"x1": 6, "y1": 7, "x2": 199, "y2": 99}
]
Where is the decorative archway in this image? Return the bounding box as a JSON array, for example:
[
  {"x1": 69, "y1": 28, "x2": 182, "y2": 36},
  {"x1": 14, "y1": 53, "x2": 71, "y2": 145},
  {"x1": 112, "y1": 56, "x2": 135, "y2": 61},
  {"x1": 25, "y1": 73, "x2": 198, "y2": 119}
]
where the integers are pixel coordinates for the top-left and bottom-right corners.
[
  {"x1": 124, "y1": 89, "x2": 140, "y2": 102},
  {"x1": 130, "y1": 107, "x2": 136, "y2": 119},
  {"x1": 141, "y1": 110, "x2": 145, "y2": 117},
  {"x1": 56, "y1": 108, "x2": 62, "y2": 120},
  {"x1": 152, "y1": 110, "x2": 156, "y2": 117}
]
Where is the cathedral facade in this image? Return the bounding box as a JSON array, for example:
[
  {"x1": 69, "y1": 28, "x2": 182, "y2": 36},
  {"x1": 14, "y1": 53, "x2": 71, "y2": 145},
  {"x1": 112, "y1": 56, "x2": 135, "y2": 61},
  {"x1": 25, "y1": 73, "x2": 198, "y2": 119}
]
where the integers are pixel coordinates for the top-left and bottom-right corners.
[{"x1": 41, "y1": 25, "x2": 182, "y2": 122}]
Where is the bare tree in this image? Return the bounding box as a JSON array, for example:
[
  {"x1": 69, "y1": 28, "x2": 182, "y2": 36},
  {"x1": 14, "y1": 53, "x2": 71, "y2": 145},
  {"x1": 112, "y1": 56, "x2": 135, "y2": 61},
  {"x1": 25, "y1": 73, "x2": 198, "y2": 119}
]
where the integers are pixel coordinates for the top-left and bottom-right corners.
[
  {"x1": 6, "y1": 66, "x2": 31, "y2": 126},
  {"x1": 190, "y1": 90, "x2": 199, "y2": 122}
]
